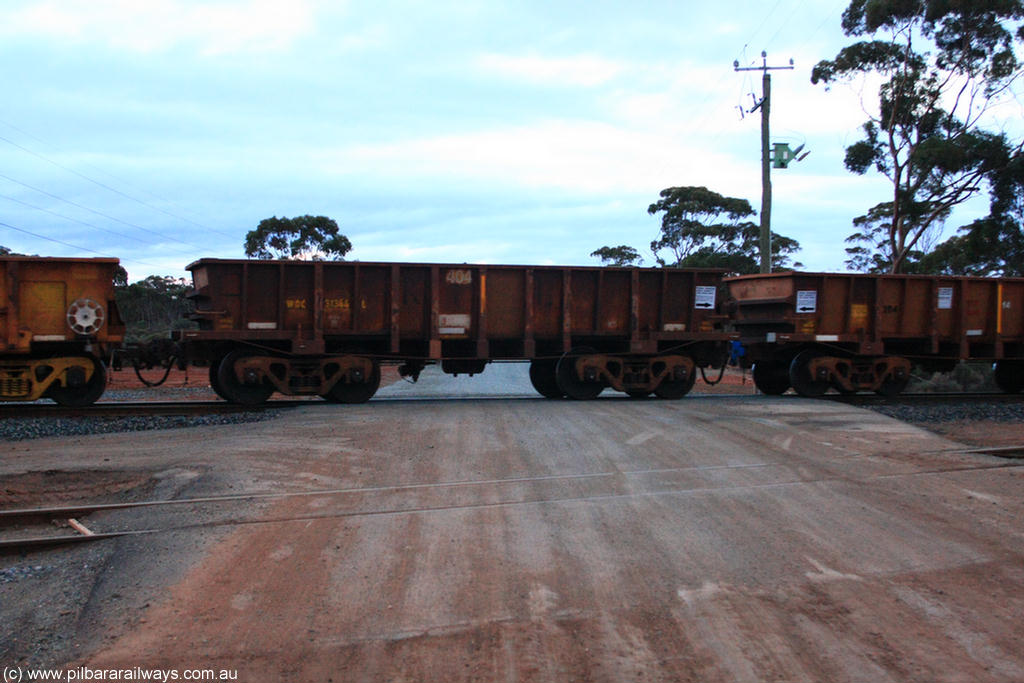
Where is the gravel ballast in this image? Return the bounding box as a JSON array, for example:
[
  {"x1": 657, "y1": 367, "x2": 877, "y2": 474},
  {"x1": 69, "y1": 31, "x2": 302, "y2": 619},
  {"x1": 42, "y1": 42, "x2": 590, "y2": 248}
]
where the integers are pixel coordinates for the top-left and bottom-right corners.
[
  {"x1": 866, "y1": 400, "x2": 1024, "y2": 424},
  {"x1": 0, "y1": 411, "x2": 281, "y2": 441}
]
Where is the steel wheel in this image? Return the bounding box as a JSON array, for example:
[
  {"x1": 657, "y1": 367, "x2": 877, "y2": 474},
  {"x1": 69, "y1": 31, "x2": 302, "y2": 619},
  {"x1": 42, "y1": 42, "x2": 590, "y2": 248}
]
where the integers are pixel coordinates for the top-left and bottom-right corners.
[
  {"x1": 323, "y1": 362, "x2": 381, "y2": 404},
  {"x1": 46, "y1": 356, "x2": 107, "y2": 407},
  {"x1": 209, "y1": 360, "x2": 230, "y2": 401},
  {"x1": 529, "y1": 359, "x2": 563, "y2": 398},
  {"x1": 875, "y1": 374, "x2": 909, "y2": 397},
  {"x1": 789, "y1": 350, "x2": 830, "y2": 398},
  {"x1": 653, "y1": 362, "x2": 696, "y2": 400},
  {"x1": 752, "y1": 361, "x2": 790, "y2": 395},
  {"x1": 555, "y1": 347, "x2": 604, "y2": 400},
  {"x1": 217, "y1": 349, "x2": 274, "y2": 405},
  {"x1": 994, "y1": 360, "x2": 1024, "y2": 394}
]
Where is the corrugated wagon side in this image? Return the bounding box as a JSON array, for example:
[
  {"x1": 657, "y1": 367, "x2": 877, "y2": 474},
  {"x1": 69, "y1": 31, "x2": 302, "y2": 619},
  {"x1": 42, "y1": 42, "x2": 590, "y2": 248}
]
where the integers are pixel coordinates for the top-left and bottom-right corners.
[
  {"x1": 727, "y1": 271, "x2": 1024, "y2": 396},
  {"x1": 1, "y1": 256, "x2": 125, "y2": 405},
  {"x1": 177, "y1": 259, "x2": 733, "y2": 404}
]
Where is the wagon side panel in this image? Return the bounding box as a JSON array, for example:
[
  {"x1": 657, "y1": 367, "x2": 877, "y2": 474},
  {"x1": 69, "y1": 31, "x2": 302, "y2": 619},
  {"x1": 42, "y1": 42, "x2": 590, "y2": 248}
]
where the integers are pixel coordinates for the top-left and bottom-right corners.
[
  {"x1": 485, "y1": 268, "x2": 525, "y2": 340},
  {"x1": 397, "y1": 265, "x2": 431, "y2": 341},
  {"x1": 1000, "y1": 280, "x2": 1024, "y2": 340},
  {"x1": 322, "y1": 265, "x2": 355, "y2": 333},
  {"x1": 531, "y1": 270, "x2": 564, "y2": 341},
  {"x1": 2, "y1": 257, "x2": 124, "y2": 348}
]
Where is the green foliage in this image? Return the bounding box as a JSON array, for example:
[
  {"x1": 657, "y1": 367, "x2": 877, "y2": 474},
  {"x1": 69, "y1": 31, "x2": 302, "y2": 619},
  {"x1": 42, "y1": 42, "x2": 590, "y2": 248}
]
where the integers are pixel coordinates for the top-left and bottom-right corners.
[
  {"x1": 675, "y1": 229, "x2": 802, "y2": 274},
  {"x1": 0, "y1": 246, "x2": 10, "y2": 255},
  {"x1": 115, "y1": 275, "x2": 196, "y2": 343},
  {"x1": 591, "y1": 245, "x2": 643, "y2": 267},
  {"x1": 920, "y1": 148, "x2": 1024, "y2": 275},
  {"x1": 646, "y1": 186, "x2": 801, "y2": 274},
  {"x1": 591, "y1": 187, "x2": 801, "y2": 274},
  {"x1": 919, "y1": 216, "x2": 1024, "y2": 275},
  {"x1": 812, "y1": 0, "x2": 1024, "y2": 273},
  {"x1": 909, "y1": 362, "x2": 997, "y2": 393},
  {"x1": 844, "y1": 201, "x2": 945, "y2": 272},
  {"x1": 244, "y1": 215, "x2": 352, "y2": 260}
]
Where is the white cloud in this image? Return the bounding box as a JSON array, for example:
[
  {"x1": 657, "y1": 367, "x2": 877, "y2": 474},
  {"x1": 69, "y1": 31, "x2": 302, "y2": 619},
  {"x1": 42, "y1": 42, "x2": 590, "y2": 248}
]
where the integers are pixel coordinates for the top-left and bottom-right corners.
[
  {"x1": 332, "y1": 119, "x2": 753, "y2": 196},
  {"x1": 475, "y1": 53, "x2": 626, "y2": 87},
  {"x1": 1, "y1": 0, "x2": 320, "y2": 54}
]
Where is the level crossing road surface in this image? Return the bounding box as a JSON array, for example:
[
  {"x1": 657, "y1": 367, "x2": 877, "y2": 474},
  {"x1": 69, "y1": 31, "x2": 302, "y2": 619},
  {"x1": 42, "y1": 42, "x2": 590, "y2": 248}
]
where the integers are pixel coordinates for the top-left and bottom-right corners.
[
  {"x1": 7, "y1": 367, "x2": 1022, "y2": 682},
  {"x1": 376, "y1": 361, "x2": 540, "y2": 399}
]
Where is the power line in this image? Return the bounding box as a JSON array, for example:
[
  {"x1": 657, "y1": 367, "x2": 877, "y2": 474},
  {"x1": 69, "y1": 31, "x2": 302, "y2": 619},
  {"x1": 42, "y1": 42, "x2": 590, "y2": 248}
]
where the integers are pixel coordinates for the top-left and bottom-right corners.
[
  {"x1": 652, "y1": 1, "x2": 817, "y2": 187},
  {"x1": 0, "y1": 122, "x2": 238, "y2": 241},
  {"x1": 741, "y1": 0, "x2": 786, "y2": 55},
  {"x1": 804, "y1": 0, "x2": 847, "y2": 45},
  {"x1": 0, "y1": 220, "x2": 162, "y2": 268},
  {"x1": 0, "y1": 191, "x2": 193, "y2": 254},
  {"x1": 0, "y1": 172, "x2": 213, "y2": 252},
  {"x1": 763, "y1": 0, "x2": 810, "y2": 51}
]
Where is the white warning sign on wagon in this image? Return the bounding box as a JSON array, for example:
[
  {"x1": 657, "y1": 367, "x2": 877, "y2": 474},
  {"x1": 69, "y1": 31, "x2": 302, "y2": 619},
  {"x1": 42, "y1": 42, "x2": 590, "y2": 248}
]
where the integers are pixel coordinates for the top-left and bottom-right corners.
[
  {"x1": 438, "y1": 313, "x2": 471, "y2": 335},
  {"x1": 694, "y1": 286, "x2": 716, "y2": 309},
  {"x1": 937, "y1": 287, "x2": 954, "y2": 310},
  {"x1": 796, "y1": 290, "x2": 817, "y2": 313}
]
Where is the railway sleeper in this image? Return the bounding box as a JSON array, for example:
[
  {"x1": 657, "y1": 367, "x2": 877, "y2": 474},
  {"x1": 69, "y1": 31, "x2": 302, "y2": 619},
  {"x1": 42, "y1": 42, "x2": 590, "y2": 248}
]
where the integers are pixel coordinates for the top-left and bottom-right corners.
[
  {"x1": 230, "y1": 354, "x2": 375, "y2": 396},
  {"x1": 806, "y1": 355, "x2": 912, "y2": 395},
  {"x1": 0, "y1": 357, "x2": 101, "y2": 403},
  {"x1": 570, "y1": 354, "x2": 695, "y2": 395}
]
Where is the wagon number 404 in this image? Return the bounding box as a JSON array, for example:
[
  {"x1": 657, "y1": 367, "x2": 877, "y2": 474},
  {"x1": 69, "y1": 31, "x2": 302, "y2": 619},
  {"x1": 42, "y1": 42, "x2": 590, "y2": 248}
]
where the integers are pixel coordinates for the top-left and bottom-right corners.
[{"x1": 446, "y1": 269, "x2": 473, "y2": 285}]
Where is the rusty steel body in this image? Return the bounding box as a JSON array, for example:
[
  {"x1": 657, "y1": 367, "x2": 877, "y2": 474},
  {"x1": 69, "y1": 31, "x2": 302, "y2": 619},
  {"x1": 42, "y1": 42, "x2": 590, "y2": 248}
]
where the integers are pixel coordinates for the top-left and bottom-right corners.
[
  {"x1": 0, "y1": 256, "x2": 124, "y2": 402},
  {"x1": 177, "y1": 259, "x2": 732, "y2": 400},
  {"x1": 727, "y1": 271, "x2": 1024, "y2": 395}
]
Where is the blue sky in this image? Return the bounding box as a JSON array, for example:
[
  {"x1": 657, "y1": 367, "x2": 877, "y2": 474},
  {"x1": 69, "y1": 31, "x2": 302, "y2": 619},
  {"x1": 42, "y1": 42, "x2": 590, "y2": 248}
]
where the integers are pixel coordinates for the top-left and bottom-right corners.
[{"x1": 0, "y1": 0, "x2": 1000, "y2": 281}]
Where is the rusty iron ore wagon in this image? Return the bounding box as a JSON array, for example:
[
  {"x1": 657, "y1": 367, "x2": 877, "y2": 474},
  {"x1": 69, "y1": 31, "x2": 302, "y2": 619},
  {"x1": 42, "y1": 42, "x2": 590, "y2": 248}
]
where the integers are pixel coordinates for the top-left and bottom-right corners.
[
  {"x1": 727, "y1": 271, "x2": 1024, "y2": 397},
  {"x1": 1, "y1": 256, "x2": 124, "y2": 405},
  {"x1": 175, "y1": 259, "x2": 734, "y2": 404}
]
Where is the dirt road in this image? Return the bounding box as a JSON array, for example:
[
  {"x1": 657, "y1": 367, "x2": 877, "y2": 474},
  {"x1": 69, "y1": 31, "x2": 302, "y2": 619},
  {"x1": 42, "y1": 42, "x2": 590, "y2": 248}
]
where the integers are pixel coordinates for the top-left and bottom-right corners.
[{"x1": 3, "y1": 366, "x2": 1023, "y2": 681}]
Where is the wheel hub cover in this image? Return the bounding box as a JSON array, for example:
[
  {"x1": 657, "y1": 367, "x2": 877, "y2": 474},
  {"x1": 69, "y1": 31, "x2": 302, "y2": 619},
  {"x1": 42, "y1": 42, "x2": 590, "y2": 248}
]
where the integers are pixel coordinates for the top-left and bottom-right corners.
[{"x1": 67, "y1": 298, "x2": 105, "y2": 335}]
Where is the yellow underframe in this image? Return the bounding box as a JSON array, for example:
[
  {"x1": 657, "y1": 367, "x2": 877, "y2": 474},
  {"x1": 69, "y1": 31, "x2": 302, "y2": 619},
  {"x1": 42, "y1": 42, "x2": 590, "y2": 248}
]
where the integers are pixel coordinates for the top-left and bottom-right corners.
[{"x1": 0, "y1": 357, "x2": 95, "y2": 401}]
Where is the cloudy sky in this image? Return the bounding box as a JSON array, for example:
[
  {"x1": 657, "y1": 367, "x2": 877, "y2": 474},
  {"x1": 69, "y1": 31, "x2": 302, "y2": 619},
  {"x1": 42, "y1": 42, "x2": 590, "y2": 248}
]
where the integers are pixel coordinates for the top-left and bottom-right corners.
[{"x1": 0, "y1": 0, "x2": 1000, "y2": 281}]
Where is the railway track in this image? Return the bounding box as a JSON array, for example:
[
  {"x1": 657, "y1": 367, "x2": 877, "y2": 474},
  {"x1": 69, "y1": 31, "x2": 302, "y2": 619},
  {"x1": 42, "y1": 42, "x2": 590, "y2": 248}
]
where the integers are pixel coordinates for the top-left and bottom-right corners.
[
  {"x1": 0, "y1": 392, "x2": 1017, "y2": 421},
  {"x1": 3, "y1": 391, "x2": 1020, "y2": 417},
  {"x1": 3, "y1": 446, "x2": 1023, "y2": 555},
  {"x1": 0, "y1": 400, "x2": 309, "y2": 418},
  {"x1": 822, "y1": 391, "x2": 1024, "y2": 406}
]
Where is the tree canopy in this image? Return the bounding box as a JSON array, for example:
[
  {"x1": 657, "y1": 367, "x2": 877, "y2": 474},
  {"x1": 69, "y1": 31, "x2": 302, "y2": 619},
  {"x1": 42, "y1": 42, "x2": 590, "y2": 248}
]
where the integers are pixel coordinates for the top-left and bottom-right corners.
[
  {"x1": 114, "y1": 275, "x2": 195, "y2": 342},
  {"x1": 647, "y1": 186, "x2": 800, "y2": 273},
  {"x1": 591, "y1": 186, "x2": 800, "y2": 275},
  {"x1": 918, "y1": 150, "x2": 1024, "y2": 275},
  {"x1": 812, "y1": 0, "x2": 1024, "y2": 274},
  {"x1": 590, "y1": 245, "x2": 643, "y2": 267},
  {"x1": 244, "y1": 215, "x2": 352, "y2": 260}
]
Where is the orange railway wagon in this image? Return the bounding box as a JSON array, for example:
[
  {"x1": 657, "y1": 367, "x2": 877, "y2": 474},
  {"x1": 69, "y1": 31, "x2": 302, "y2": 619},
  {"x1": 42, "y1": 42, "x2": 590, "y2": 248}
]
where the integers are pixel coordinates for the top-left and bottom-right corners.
[
  {"x1": 177, "y1": 259, "x2": 733, "y2": 404},
  {"x1": 0, "y1": 256, "x2": 124, "y2": 405},
  {"x1": 727, "y1": 271, "x2": 1024, "y2": 397}
]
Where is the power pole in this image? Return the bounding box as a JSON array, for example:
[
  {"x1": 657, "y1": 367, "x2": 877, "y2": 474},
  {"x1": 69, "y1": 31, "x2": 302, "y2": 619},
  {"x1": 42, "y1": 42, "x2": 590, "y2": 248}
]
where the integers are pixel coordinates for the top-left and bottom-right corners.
[{"x1": 735, "y1": 52, "x2": 793, "y2": 273}]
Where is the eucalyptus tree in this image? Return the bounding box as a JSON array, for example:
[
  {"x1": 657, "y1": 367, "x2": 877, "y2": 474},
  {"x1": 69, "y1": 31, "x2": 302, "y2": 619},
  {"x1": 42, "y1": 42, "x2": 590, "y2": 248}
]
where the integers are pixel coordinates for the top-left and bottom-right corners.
[
  {"x1": 244, "y1": 215, "x2": 352, "y2": 260},
  {"x1": 812, "y1": 0, "x2": 1024, "y2": 273},
  {"x1": 646, "y1": 186, "x2": 800, "y2": 274}
]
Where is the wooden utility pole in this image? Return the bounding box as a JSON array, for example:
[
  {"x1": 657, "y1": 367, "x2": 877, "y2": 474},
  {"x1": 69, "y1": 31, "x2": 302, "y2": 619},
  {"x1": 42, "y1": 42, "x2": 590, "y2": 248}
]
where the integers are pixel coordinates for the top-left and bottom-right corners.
[{"x1": 735, "y1": 52, "x2": 793, "y2": 273}]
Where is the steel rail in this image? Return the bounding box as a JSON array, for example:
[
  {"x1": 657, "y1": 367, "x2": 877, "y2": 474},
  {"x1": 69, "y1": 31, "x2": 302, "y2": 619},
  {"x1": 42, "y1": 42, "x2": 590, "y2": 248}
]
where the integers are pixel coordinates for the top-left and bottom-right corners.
[
  {"x1": 821, "y1": 392, "x2": 1024, "y2": 405},
  {"x1": 3, "y1": 453, "x2": 1022, "y2": 554},
  {"x1": 0, "y1": 400, "x2": 305, "y2": 418}
]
